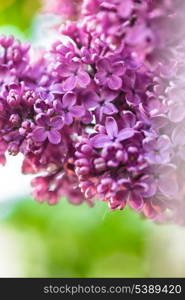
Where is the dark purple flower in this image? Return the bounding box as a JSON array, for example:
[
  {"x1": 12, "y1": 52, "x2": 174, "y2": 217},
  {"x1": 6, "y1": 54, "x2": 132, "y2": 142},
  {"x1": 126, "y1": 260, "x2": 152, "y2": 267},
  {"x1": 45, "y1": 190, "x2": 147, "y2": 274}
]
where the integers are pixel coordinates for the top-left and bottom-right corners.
[
  {"x1": 3, "y1": 82, "x2": 24, "y2": 106},
  {"x1": 34, "y1": 92, "x2": 54, "y2": 115},
  {"x1": 101, "y1": 142, "x2": 128, "y2": 168},
  {"x1": 97, "y1": 177, "x2": 118, "y2": 201},
  {"x1": 109, "y1": 178, "x2": 148, "y2": 211}
]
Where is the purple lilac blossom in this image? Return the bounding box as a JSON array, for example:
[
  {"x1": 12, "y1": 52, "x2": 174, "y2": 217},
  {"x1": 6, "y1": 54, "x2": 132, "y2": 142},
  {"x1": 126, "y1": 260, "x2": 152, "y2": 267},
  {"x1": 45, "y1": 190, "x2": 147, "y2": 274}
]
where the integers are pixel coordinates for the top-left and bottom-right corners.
[{"x1": 0, "y1": 0, "x2": 185, "y2": 225}]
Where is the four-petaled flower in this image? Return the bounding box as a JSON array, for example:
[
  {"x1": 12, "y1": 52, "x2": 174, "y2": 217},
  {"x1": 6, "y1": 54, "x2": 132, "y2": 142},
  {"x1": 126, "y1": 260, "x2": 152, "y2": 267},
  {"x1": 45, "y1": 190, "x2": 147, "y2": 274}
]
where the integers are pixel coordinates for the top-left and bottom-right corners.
[
  {"x1": 95, "y1": 58, "x2": 125, "y2": 90},
  {"x1": 147, "y1": 164, "x2": 179, "y2": 198},
  {"x1": 109, "y1": 177, "x2": 151, "y2": 211},
  {"x1": 143, "y1": 135, "x2": 171, "y2": 164},
  {"x1": 90, "y1": 116, "x2": 135, "y2": 148},
  {"x1": 32, "y1": 114, "x2": 64, "y2": 144},
  {"x1": 56, "y1": 61, "x2": 91, "y2": 91},
  {"x1": 54, "y1": 92, "x2": 85, "y2": 125},
  {"x1": 95, "y1": 89, "x2": 118, "y2": 120},
  {"x1": 82, "y1": 88, "x2": 118, "y2": 120}
]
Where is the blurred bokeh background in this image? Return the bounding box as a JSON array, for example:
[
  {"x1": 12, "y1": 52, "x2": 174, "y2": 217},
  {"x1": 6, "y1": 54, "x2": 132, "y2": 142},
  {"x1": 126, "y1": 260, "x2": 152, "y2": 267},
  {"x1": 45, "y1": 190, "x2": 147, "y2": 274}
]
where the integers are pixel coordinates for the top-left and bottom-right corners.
[{"x1": 0, "y1": 0, "x2": 185, "y2": 278}]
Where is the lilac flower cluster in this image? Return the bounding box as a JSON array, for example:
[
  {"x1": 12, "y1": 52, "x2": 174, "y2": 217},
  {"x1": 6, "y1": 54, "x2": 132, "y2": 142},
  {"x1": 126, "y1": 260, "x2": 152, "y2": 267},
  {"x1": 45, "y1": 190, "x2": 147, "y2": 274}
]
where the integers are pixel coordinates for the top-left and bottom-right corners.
[{"x1": 0, "y1": 0, "x2": 184, "y2": 224}]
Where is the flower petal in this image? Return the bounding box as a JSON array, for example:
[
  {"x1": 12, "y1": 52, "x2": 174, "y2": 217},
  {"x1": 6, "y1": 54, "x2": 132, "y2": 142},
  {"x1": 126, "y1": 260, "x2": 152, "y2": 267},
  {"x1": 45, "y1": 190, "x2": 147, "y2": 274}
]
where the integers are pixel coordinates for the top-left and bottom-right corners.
[
  {"x1": 32, "y1": 127, "x2": 47, "y2": 142},
  {"x1": 168, "y1": 102, "x2": 185, "y2": 123},
  {"x1": 62, "y1": 75, "x2": 77, "y2": 91},
  {"x1": 107, "y1": 75, "x2": 122, "y2": 90},
  {"x1": 50, "y1": 116, "x2": 64, "y2": 130},
  {"x1": 83, "y1": 91, "x2": 99, "y2": 109},
  {"x1": 101, "y1": 88, "x2": 118, "y2": 102},
  {"x1": 172, "y1": 124, "x2": 185, "y2": 146},
  {"x1": 62, "y1": 92, "x2": 76, "y2": 108},
  {"x1": 157, "y1": 135, "x2": 171, "y2": 151},
  {"x1": 70, "y1": 105, "x2": 85, "y2": 117},
  {"x1": 81, "y1": 110, "x2": 93, "y2": 124},
  {"x1": 48, "y1": 129, "x2": 61, "y2": 144},
  {"x1": 151, "y1": 115, "x2": 168, "y2": 130},
  {"x1": 128, "y1": 191, "x2": 144, "y2": 211},
  {"x1": 126, "y1": 92, "x2": 141, "y2": 105},
  {"x1": 103, "y1": 103, "x2": 118, "y2": 115},
  {"x1": 77, "y1": 71, "x2": 91, "y2": 88},
  {"x1": 50, "y1": 83, "x2": 65, "y2": 95},
  {"x1": 58, "y1": 64, "x2": 73, "y2": 77},
  {"x1": 53, "y1": 100, "x2": 63, "y2": 112},
  {"x1": 95, "y1": 71, "x2": 107, "y2": 85},
  {"x1": 65, "y1": 112, "x2": 73, "y2": 125},
  {"x1": 121, "y1": 111, "x2": 136, "y2": 128},
  {"x1": 109, "y1": 191, "x2": 127, "y2": 210},
  {"x1": 97, "y1": 58, "x2": 110, "y2": 72},
  {"x1": 90, "y1": 134, "x2": 111, "y2": 148},
  {"x1": 143, "y1": 202, "x2": 158, "y2": 220},
  {"x1": 36, "y1": 114, "x2": 48, "y2": 126},
  {"x1": 105, "y1": 116, "x2": 118, "y2": 139},
  {"x1": 112, "y1": 62, "x2": 125, "y2": 76},
  {"x1": 158, "y1": 169, "x2": 179, "y2": 197},
  {"x1": 119, "y1": 0, "x2": 133, "y2": 18},
  {"x1": 117, "y1": 128, "x2": 135, "y2": 141}
]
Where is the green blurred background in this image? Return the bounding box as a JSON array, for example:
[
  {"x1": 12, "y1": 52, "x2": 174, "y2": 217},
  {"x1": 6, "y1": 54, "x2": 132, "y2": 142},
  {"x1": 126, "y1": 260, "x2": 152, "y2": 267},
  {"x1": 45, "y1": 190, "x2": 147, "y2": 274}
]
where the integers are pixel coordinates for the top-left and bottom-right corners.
[{"x1": 0, "y1": 0, "x2": 185, "y2": 278}]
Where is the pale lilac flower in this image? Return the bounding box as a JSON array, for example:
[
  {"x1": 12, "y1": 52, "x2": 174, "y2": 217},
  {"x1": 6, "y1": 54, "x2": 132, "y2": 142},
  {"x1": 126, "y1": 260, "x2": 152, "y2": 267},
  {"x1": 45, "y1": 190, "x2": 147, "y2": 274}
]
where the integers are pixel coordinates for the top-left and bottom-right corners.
[
  {"x1": 143, "y1": 135, "x2": 171, "y2": 164},
  {"x1": 167, "y1": 87, "x2": 185, "y2": 123},
  {"x1": 172, "y1": 124, "x2": 185, "y2": 146},
  {"x1": 149, "y1": 165, "x2": 179, "y2": 198}
]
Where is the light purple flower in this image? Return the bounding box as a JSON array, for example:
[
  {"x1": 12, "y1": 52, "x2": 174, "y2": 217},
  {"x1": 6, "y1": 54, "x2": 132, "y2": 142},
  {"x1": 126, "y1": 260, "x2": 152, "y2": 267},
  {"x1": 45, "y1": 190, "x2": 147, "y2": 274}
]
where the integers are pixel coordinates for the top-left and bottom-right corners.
[
  {"x1": 32, "y1": 114, "x2": 64, "y2": 144},
  {"x1": 56, "y1": 61, "x2": 91, "y2": 91},
  {"x1": 95, "y1": 89, "x2": 118, "y2": 120},
  {"x1": 54, "y1": 92, "x2": 85, "y2": 125},
  {"x1": 90, "y1": 116, "x2": 135, "y2": 148},
  {"x1": 95, "y1": 58, "x2": 125, "y2": 90},
  {"x1": 82, "y1": 88, "x2": 118, "y2": 120}
]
